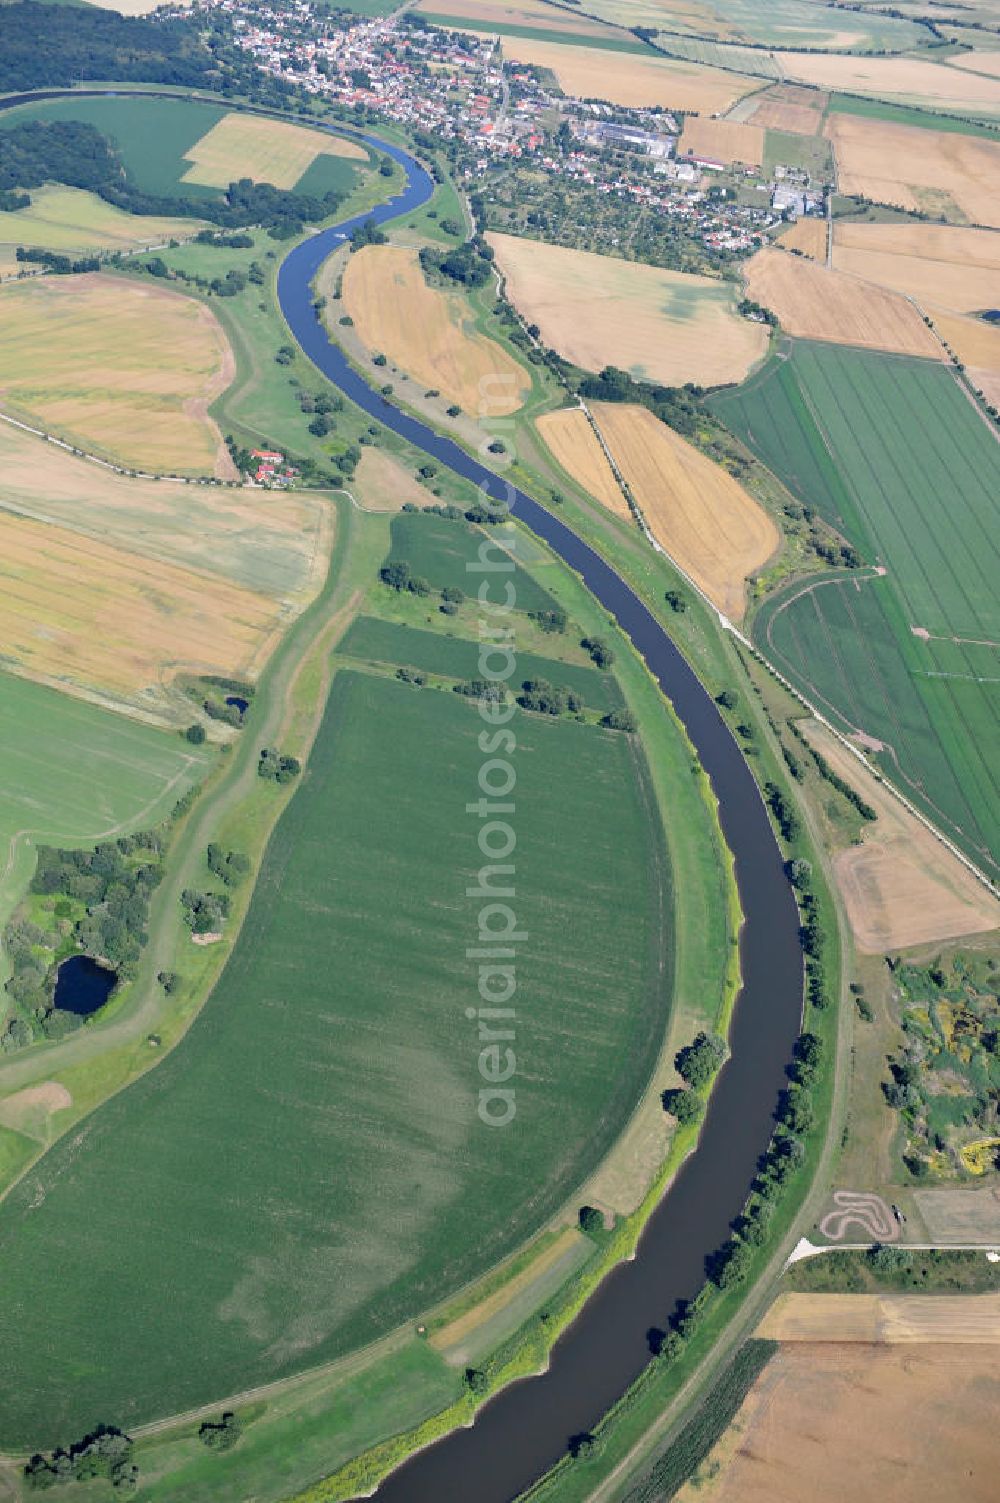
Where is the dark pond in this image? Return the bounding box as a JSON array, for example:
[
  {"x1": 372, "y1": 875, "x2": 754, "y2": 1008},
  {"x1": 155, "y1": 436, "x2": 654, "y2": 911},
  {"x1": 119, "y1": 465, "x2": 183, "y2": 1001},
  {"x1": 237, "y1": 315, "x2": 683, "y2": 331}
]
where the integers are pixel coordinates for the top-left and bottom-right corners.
[
  {"x1": 53, "y1": 955, "x2": 117, "y2": 1018},
  {"x1": 225, "y1": 696, "x2": 249, "y2": 715}
]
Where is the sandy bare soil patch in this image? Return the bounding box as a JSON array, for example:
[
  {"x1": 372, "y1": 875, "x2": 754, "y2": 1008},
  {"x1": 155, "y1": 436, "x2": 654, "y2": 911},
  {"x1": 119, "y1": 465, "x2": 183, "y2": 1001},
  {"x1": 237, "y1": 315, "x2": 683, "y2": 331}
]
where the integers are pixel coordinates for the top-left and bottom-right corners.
[
  {"x1": 414, "y1": 0, "x2": 614, "y2": 37},
  {"x1": 678, "y1": 1341, "x2": 1000, "y2": 1503},
  {"x1": 182, "y1": 111, "x2": 365, "y2": 189},
  {"x1": 758, "y1": 1292, "x2": 1000, "y2": 1343},
  {"x1": 833, "y1": 223, "x2": 1000, "y2": 313},
  {"x1": 680, "y1": 116, "x2": 764, "y2": 166},
  {"x1": 783, "y1": 53, "x2": 1000, "y2": 113},
  {"x1": 591, "y1": 402, "x2": 779, "y2": 619},
  {"x1": 0, "y1": 509, "x2": 286, "y2": 716},
  {"x1": 914, "y1": 1185, "x2": 1000, "y2": 1242},
  {"x1": 490, "y1": 233, "x2": 768, "y2": 385},
  {"x1": 778, "y1": 216, "x2": 827, "y2": 260},
  {"x1": 826, "y1": 115, "x2": 1000, "y2": 228},
  {"x1": 0, "y1": 1082, "x2": 72, "y2": 1141},
  {"x1": 0, "y1": 274, "x2": 235, "y2": 475},
  {"x1": 535, "y1": 407, "x2": 630, "y2": 517},
  {"x1": 353, "y1": 447, "x2": 432, "y2": 512},
  {"x1": 0, "y1": 421, "x2": 330, "y2": 603},
  {"x1": 496, "y1": 36, "x2": 754, "y2": 111},
  {"x1": 343, "y1": 245, "x2": 529, "y2": 416},
  {"x1": 744, "y1": 247, "x2": 944, "y2": 357},
  {"x1": 800, "y1": 720, "x2": 999, "y2": 950}
]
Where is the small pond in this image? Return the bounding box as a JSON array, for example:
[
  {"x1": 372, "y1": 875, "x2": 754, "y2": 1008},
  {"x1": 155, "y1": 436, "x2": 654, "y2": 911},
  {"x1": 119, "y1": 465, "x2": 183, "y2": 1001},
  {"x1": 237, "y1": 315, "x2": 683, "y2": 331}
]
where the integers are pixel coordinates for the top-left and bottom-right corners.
[
  {"x1": 225, "y1": 696, "x2": 249, "y2": 715},
  {"x1": 53, "y1": 955, "x2": 117, "y2": 1017}
]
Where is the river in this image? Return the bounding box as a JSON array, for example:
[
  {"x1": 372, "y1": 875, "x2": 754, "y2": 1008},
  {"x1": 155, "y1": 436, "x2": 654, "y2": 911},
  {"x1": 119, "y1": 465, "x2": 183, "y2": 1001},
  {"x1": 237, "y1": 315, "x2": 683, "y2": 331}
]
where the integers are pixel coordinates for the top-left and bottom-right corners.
[
  {"x1": 278, "y1": 129, "x2": 805, "y2": 1503},
  {"x1": 0, "y1": 91, "x2": 805, "y2": 1503}
]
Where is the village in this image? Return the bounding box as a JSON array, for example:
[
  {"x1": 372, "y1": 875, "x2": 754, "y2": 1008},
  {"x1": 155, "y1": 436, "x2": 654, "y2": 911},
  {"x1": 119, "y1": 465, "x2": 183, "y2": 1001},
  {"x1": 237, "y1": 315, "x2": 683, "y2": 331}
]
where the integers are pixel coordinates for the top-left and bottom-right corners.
[{"x1": 195, "y1": 0, "x2": 826, "y2": 262}]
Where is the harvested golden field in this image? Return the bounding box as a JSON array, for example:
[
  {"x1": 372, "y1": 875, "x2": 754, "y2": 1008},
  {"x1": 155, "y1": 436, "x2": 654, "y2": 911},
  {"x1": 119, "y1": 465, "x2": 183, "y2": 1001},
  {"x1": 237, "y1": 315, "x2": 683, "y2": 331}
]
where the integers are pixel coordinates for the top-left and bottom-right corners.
[
  {"x1": 740, "y1": 81, "x2": 827, "y2": 132},
  {"x1": 181, "y1": 111, "x2": 365, "y2": 190},
  {"x1": 933, "y1": 309, "x2": 1000, "y2": 370},
  {"x1": 0, "y1": 421, "x2": 331, "y2": 603},
  {"x1": 496, "y1": 36, "x2": 754, "y2": 111},
  {"x1": 0, "y1": 187, "x2": 202, "y2": 273},
  {"x1": 342, "y1": 245, "x2": 529, "y2": 415},
  {"x1": 832, "y1": 223, "x2": 1000, "y2": 313},
  {"x1": 945, "y1": 48, "x2": 1000, "y2": 79},
  {"x1": 914, "y1": 1185, "x2": 1000, "y2": 1242},
  {"x1": 676, "y1": 1341, "x2": 1000, "y2": 1503},
  {"x1": 0, "y1": 509, "x2": 285, "y2": 716},
  {"x1": 744, "y1": 247, "x2": 944, "y2": 357},
  {"x1": 778, "y1": 216, "x2": 827, "y2": 260},
  {"x1": 680, "y1": 115, "x2": 764, "y2": 166},
  {"x1": 489, "y1": 233, "x2": 768, "y2": 386},
  {"x1": 535, "y1": 407, "x2": 629, "y2": 517},
  {"x1": 414, "y1": 0, "x2": 613, "y2": 37},
  {"x1": 826, "y1": 114, "x2": 1000, "y2": 228},
  {"x1": 0, "y1": 274, "x2": 234, "y2": 476},
  {"x1": 758, "y1": 1292, "x2": 1000, "y2": 1344},
  {"x1": 592, "y1": 402, "x2": 779, "y2": 620},
  {"x1": 782, "y1": 53, "x2": 1000, "y2": 114},
  {"x1": 353, "y1": 447, "x2": 433, "y2": 512},
  {"x1": 800, "y1": 719, "x2": 999, "y2": 951}
]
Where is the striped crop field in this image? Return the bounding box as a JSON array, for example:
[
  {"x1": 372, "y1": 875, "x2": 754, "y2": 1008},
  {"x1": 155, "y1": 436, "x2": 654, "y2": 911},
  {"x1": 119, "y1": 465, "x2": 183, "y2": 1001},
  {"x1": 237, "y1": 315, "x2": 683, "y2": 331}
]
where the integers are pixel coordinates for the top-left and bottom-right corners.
[{"x1": 712, "y1": 340, "x2": 1000, "y2": 877}]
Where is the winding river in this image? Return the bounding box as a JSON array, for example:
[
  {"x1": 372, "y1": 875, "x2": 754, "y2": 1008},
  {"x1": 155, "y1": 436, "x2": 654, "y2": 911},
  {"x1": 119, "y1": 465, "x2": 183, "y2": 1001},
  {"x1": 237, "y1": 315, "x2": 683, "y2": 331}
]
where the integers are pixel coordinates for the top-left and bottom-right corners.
[
  {"x1": 0, "y1": 94, "x2": 805, "y2": 1503},
  {"x1": 280, "y1": 131, "x2": 805, "y2": 1503}
]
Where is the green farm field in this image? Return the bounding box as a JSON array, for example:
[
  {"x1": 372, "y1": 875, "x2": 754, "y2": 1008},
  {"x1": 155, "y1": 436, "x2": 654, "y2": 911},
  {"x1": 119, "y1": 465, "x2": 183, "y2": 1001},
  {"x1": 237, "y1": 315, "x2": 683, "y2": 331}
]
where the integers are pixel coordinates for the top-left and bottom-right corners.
[
  {"x1": 0, "y1": 657, "x2": 671, "y2": 1443},
  {"x1": 763, "y1": 128, "x2": 834, "y2": 182},
  {"x1": 0, "y1": 672, "x2": 211, "y2": 936},
  {"x1": 0, "y1": 96, "x2": 366, "y2": 200},
  {"x1": 0, "y1": 95, "x2": 228, "y2": 197},
  {"x1": 387, "y1": 511, "x2": 559, "y2": 614},
  {"x1": 712, "y1": 340, "x2": 1000, "y2": 875},
  {"x1": 341, "y1": 616, "x2": 624, "y2": 711}
]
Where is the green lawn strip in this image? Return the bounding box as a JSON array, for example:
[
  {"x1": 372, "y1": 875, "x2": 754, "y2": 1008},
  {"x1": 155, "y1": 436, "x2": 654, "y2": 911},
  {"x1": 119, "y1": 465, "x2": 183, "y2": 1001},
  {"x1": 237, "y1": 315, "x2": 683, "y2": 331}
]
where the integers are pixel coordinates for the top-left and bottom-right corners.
[
  {"x1": 129, "y1": 1338, "x2": 460, "y2": 1503},
  {"x1": 340, "y1": 615, "x2": 625, "y2": 710},
  {"x1": 386, "y1": 510, "x2": 559, "y2": 613},
  {"x1": 826, "y1": 90, "x2": 1000, "y2": 137},
  {"x1": 0, "y1": 1126, "x2": 35, "y2": 1187}
]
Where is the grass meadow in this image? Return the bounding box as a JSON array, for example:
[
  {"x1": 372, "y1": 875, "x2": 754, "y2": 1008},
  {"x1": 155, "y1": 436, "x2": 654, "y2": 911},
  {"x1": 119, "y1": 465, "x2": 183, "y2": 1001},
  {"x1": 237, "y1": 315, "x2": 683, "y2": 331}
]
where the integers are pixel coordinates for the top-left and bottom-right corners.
[
  {"x1": 388, "y1": 511, "x2": 559, "y2": 614},
  {"x1": 0, "y1": 672, "x2": 211, "y2": 939},
  {"x1": 0, "y1": 96, "x2": 366, "y2": 199},
  {"x1": 712, "y1": 340, "x2": 1000, "y2": 875},
  {"x1": 0, "y1": 657, "x2": 671, "y2": 1444},
  {"x1": 341, "y1": 616, "x2": 624, "y2": 710}
]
